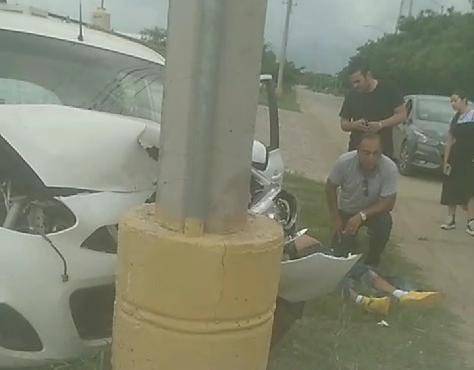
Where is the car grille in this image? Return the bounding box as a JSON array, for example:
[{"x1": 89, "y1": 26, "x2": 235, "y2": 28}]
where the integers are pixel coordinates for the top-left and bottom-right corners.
[{"x1": 70, "y1": 285, "x2": 115, "y2": 340}]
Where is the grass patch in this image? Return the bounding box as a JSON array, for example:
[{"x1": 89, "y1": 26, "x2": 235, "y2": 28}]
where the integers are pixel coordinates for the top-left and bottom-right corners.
[
  {"x1": 269, "y1": 173, "x2": 472, "y2": 370},
  {"x1": 259, "y1": 87, "x2": 301, "y2": 112},
  {"x1": 33, "y1": 351, "x2": 109, "y2": 370}
]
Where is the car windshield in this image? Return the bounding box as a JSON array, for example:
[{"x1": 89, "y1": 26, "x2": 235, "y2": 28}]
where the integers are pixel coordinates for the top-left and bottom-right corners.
[
  {"x1": 0, "y1": 30, "x2": 164, "y2": 122},
  {"x1": 416, "y1": 98, "x2": 454, "y2": 124}
]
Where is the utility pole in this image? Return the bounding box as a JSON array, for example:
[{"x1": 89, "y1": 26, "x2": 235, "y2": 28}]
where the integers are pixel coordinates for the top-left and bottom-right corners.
[
  {"x1": 395, "y1": 0, "x2": 405, "y2": 33},
  {"x1": 112, "y1": 1, "x2": 283, "y2": 370},
  {"x1": 276, "y1": 0, "x2": 294, "y2": 96},
  {"x1": 408, "y1": 0, "x2": 414, "y2": 17}
]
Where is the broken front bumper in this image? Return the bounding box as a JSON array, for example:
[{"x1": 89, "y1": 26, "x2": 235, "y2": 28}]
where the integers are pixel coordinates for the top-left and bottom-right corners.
[{"x1": 0, "y1": 227, "x2": 116, "y2": 368}]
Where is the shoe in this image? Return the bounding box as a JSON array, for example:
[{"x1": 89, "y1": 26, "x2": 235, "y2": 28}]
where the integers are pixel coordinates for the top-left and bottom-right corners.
[
  {"x1": 467, "y1": 220, "x2": 474, "y2": 237},
  {"x1": 399, "y1": 291, "x2": 443, "y2": 308},
  {"x1": 440, "y1": 217, "x2": 456, "y2": 230},
  {"x1": 360, "y1": 296, "x2": 391, "y2": 315}
]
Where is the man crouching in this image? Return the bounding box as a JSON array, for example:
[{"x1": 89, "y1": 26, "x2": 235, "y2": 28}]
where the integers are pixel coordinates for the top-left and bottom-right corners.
[{"x1": 326, "y1": 133, "x2": 397, "y2": 267}]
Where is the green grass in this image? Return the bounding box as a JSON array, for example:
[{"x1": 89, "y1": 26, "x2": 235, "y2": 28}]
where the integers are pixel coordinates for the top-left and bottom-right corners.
[
  {"x1": 259, "y1": 87, "x2": 301, "y2": 112},
  {"x1": 32, "y1": 352, "x2": 109, "y2": 370},
  {"x1": 269, "y1": 173, "x2": 472, "y2": 370}
]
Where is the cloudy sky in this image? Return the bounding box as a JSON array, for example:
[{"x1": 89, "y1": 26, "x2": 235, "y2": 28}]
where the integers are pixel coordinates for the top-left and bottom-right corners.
[{"x1": 19, "y1": 0, "x2": 472, "y2": 74}]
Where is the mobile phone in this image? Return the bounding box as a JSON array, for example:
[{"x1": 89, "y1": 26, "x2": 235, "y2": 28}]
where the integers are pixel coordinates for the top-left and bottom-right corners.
[{"x1": 444, "y1": 164, "x2": 452, "y2": 176}]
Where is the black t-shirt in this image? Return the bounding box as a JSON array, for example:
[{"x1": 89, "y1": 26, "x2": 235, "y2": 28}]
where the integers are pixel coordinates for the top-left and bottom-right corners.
[{"x1": 339, "y1": 81, "x2": 403, "y2": 157}]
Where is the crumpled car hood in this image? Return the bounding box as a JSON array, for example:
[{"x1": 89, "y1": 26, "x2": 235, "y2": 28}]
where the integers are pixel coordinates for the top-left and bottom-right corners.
[{"x1": 0, "y1": 105, "x2": 159, "y2": 192}]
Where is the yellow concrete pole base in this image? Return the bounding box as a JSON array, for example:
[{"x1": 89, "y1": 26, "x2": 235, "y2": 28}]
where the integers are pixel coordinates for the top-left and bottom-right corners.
[{"x1": 112, "y1": 205, "x2": 283, "y2": 370}]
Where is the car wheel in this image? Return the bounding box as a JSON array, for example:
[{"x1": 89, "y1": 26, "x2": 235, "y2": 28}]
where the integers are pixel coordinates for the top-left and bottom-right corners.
[{"x1": 398, "y1": 141, "x2": 413, "y2": 176}]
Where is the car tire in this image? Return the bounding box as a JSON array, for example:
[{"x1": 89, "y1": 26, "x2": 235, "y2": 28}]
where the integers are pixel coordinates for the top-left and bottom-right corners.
[{"x1": 398, "y1": 141, "x2": 413, "y2": 176}]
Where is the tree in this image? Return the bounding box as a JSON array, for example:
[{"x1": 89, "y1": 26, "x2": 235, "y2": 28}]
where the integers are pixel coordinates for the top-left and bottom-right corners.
[
  {"x1": 339, "y1": 11, "x2": 474, "y2": 98},
  {"x1": 140, "y1": 27, "x2": 167, "y2": 56},
  {"x1": 139, "y1": 34, "x2": 305, "y2": 91}
]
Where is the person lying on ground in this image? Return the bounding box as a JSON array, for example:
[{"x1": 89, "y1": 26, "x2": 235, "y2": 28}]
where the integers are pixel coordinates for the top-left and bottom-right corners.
[
  {"x1": 286, "y1": 235, "x2": 442, "y2": 316},
  {"x1": 342, "y1": 263, "x2": 443, "y2": 316}
]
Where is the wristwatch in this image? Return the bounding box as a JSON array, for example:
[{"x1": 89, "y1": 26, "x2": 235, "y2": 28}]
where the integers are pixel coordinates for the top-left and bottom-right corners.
[{"x1": 359, "y1": 211, "x2": 367, "y2": 222}]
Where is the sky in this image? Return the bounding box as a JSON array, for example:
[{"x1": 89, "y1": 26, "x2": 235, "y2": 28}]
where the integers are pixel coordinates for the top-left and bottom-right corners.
[{"x1": 17, "y1": 0, "x2": 472, "y2": 74}]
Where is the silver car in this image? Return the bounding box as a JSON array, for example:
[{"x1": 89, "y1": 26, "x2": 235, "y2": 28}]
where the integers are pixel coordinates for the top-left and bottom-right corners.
[{"x1": 393, "y1": 95, "x2": 453, "y2": 176}]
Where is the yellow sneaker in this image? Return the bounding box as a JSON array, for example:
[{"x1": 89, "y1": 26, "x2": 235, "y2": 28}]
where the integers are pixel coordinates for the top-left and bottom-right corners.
[
  {"x1": 361, "y1": 296, "x2": 391, "y2": 315},
  {"x1": 399, "y1": 291, "x2": 443, "y2": 309}
]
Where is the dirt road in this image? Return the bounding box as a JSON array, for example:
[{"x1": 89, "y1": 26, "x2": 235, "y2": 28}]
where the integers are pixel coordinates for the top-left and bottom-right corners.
[{"x1": 264, "y1": 87, "x2": 474, "y2": 361}]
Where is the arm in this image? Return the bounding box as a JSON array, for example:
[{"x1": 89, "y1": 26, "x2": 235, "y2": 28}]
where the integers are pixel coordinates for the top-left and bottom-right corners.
[
  {"x1": 380, "y1": 104, "x2": 407, "y2": 128},
  {"x1": 340, "y1": 94, "x2": 370, "y2": 133},
  {"x1": 367, "y1": 104, "x2": 407, "y2": 132},
  {"x1": 362, "y1": 195, "x2": 396, "y2": 218},
  {"x1": 325, "y1": 179, "x2": 343, "y2": 234},
  {"x1": 345, "y1": 162, "x2": 398, "y2": 235},
  {"x1": 344, "y1": 195, "x2": 396, "y2": 235},
  {"x1": 444, "y1": 132, "x2": 455, "y2": 168},
  {"x1": 340, "y1": 118, "x2": 370, "y2": 133}
]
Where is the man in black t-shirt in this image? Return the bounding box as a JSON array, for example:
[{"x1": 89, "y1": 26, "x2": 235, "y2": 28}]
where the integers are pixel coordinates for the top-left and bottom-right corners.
[{"x1": 339, "y1": 58, "x2": 407, "y2": 158}]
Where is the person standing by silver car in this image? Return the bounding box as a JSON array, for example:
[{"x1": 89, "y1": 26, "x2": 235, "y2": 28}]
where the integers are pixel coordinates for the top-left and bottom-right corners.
[{"x1": 440, "y1": 92, "x2": 474, "y2": 236}]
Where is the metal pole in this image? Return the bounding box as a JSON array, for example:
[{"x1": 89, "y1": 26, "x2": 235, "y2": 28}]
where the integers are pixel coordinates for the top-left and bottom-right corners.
[
  {"x1": 113, "y1": 2, "x2": 284, "y2": 369},
  {"x1": 156, "y1": 0, "x2": 268, "y2": 234},
  {"x1": 276, "y1": 0, "x2": 293, "y2": 95},
  {"x1": 395, "y1": 0, "x2": 405, "y2": 33}
]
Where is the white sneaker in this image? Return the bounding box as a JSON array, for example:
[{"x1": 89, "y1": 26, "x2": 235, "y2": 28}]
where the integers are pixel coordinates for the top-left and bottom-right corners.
[
  {"x1": 441, "y1": 217, "x2": 456, "y2": 230},
  {"x1": 467, "y1": 220, "x2": 474, "y2": 237}
]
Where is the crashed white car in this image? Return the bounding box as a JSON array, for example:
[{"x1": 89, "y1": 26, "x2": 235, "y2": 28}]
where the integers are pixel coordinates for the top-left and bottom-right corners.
[
  {"x1": 0, "y1": 4, "x2": 360, "y2": 368},
  {"x1": 0, "y1": 5, "x2": 286, "y2": 368}
]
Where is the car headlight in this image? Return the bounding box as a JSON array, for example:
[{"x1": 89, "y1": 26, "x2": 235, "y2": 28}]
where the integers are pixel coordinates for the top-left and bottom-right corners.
[
  {"x1": 413, "y1": 129, "x2": 439, "y2": 146},
  {"x1": 413, "y1": 129, "x2": 428, "y2": 144}
]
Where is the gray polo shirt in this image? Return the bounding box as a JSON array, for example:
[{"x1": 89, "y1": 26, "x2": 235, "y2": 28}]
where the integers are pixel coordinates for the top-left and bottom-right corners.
[{"x1": 328, "y1": 151, "x2": 398, "y2": 214}]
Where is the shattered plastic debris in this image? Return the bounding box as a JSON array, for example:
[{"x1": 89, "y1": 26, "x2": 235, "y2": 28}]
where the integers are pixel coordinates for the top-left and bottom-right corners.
[{"x1": 377, "y1": 320, "x2": 390, "y2": 328}]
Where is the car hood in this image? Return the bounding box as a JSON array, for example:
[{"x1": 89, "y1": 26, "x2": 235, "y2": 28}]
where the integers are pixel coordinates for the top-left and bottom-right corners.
[
  {"x1": 0, "y1": 105, "x2": 159, "y2": 192},
  {"x1": 414, "y1": 119, "x2": 450, "y2": 140},
  {"x1": 0, "y1": 105, "x2": 270, "y2": 193}
]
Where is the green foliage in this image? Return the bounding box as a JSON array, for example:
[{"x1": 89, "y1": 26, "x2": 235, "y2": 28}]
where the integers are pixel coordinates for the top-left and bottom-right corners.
[
  {"x1": 340, "y1": 11, "x2": 474, "y2": 98},
  {"x1": 137, "y1": 32, "x2": 305, "y2": 92},
  {"x1": 139, "y1": 27, "x2": 167, "y2": 56},
  {"x1": 301, "y1": 71, "x2": 343, "y2": 95},
  {"x1": 261, "y1": 43, "x2": 305, "y2": 91}
]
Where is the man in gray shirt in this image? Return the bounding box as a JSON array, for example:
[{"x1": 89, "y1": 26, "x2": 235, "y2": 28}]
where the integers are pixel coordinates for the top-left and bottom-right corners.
[{"x1": 326, "y1": 133, "x2": 398, "y2": 266}]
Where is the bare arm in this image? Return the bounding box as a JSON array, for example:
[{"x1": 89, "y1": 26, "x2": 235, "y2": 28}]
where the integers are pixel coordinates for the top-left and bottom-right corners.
[
  {"x1": 367, "y1": 104, "x2": 407, "y2": 133},
  {"x1": 380, "y1": 104, "x2": 407, "y2": 129},
  {"x1": 326, "y1": 179, "x2": 343, "y2": 233},
  {"x1": 363, "y1": 195, "x2": 396, "y2": 218},
  {"x1": 325, "y1": 179, "x2": 339, "y2": 219},
  {"x1": 340, "y1": 118, "x2": 370, "y2": 133},
  {"x1": 344, "y1": 195, "x2": 396, "y2": 235},
  {"x1": 444, "y1": 132, "x2": 455, "y2": 166}
]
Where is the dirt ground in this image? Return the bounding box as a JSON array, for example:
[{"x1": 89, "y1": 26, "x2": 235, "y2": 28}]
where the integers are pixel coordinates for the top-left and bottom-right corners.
[{"x1": 257, "y1": 87, "x2": 474, "y2": 364}]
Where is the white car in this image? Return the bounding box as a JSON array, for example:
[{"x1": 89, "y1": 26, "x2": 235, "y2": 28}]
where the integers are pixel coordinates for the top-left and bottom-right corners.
[{"x1": 0, "y1": 5, "x2": 284, "y2": 368}]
